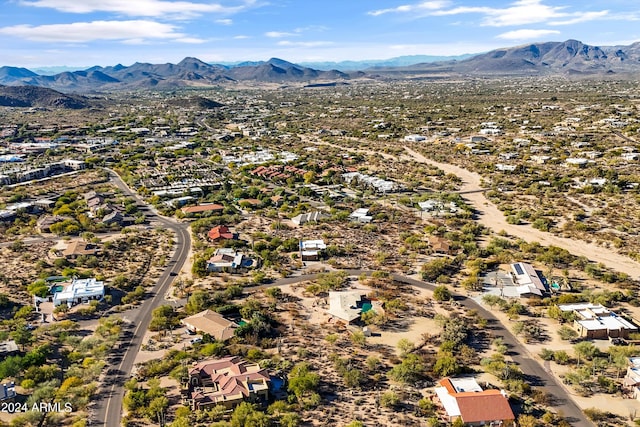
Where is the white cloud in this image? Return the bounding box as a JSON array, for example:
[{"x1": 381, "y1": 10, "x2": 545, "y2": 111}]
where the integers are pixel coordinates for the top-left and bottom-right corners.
[
  {"x1": 370, "y1": 0, "x2": 609, "y2": 28},
  {"x1": 0, "y1": 20, "x2": 196, "y2": 43},
  {"x1": 19, "y1": 0, "x2": 259, "y2": 19},
  {"x1": 265, "y1": 31, "x2": 296, "y2": 38},
  {"x1": 277, "y1": 40, "x2": 333, "y2": 48},
  {"x1": 496, "y1": 29, "x2": 561, "y2": 40},
  {"x1": 293, "y1": 25, "x2": 329, "y2": 33},
  {"x1": 216, "y1": 19, "x2": 233, "y2": 26},
  {"x1": 549, "y1": 11, "x2": 609, "y2": 26},
  {"x1": 234, "y1": 35, "x2": 250, "y2": 39},
  {"x1": 175, "y1": 37, "x2": 207, "y2": 44},
  {"x1": 368, "y1": 1, "x2": 450, "y2": 17}
]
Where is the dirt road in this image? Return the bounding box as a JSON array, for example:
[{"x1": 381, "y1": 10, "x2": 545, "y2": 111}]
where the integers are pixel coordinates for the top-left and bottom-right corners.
[{"x1": 404, "y1": 147, "x2": 640, "y2": 280}]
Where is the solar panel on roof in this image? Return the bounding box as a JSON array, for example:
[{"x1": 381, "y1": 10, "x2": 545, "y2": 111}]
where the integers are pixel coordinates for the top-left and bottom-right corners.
[{"x1": 514, "y1": 264, "x2": 524, "y2": 275}]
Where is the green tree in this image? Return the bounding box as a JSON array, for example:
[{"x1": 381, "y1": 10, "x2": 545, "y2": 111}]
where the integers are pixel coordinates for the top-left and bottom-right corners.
[
  {"x1": 192, "y1": 257, "x2": 208, "y2": 278},
  {"x1": 397, "y1": 338, "x2": 415, "y2": 357},
  {"x1": 389, "y1": 354, "x2": 424, "y2": 384},
  {"x1": 380, "y1": 391, "x2": 400, "y2": 408},
  {"x1": 432, "y1": 285, "x2": 451, "y2": 302},
  {"x1": 557, "y1": 326, "x2": 578, "y2": 341},
  {"x1": 574, "y1": 341, "x2": 597, "y2": 366},
  {"x1": 288, "y1": 362, "x2": 319, "y2": 402},
  {"x1": 185, "y1": 291, "x2": 210, "y2": 315},
  {"x1": 432, "y1": 352, "x2": 460, "y2": 377},
  {"x1": 149, "y1": 305, "x2": 179, "y2": 331},
  {"x1": 421, "y1": 258, "x2": 453, "y2": 281},
  {"x1": 230, "y1": 402, "x2": 269, "y2": 427}
]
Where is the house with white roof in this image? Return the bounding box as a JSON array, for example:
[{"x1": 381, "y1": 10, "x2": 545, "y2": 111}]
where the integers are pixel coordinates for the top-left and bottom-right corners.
[
  {"x1": 327, "y1": 291, "x2": 368, "y2": 323},
  {"x1": 299, "y1": 240, "x2": 327, "y2": 261},
  {"x1": 404, "y1": 134, "x2": 426, "y2": 142},
  {"x1": 53, "y1": 278, "x2": 105, "y2": 307},
  {"x1": 291, "y1": 211, "x2": 328, "y2": 226},
  {"x1": 207, "y1": 248, "x2": 253, "y2": 273},
  {"x1": 624, "y1": 357, "x2": 640, "y2": 400},
  {"x1": 349, "y1": 208, "x2": 373, "y2": 223},
  {"x1": 510, "y1": 262, "x2": 547, "y2": 298},
  {"x1": 558, "y1": 303, "x2": 637, "y2": 339}
]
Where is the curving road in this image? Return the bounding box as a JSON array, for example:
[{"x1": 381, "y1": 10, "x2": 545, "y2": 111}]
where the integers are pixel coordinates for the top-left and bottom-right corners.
[
  {"x1": 255, "y1": 270, "x2": 592, "y2": 426},
  {"x1": 404, "y1": 147, "x2": 640, "y2": 281},
  {"x1": 92, "y1": 170, "x2": 191, "y2": 427}
]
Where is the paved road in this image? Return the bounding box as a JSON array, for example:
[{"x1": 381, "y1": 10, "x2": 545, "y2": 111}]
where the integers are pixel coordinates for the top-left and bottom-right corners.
[
  {"x1": 92, "y1": 170, "x2": 191, "y2": 427},
  {"x1": 254, "y1": 270, "x2": 592, "y2": 427}
]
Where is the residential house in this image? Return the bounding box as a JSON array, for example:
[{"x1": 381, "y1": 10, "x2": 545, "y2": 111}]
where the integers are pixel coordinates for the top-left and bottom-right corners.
[
  {"x1": 207, "y1": 225, "x2": 238, "y2": 242},
  {"x1": 0, "y1": 340, "x2": 18, "y2": 357},
  {"x1": 299, "y1": 240, "x2": 326, "y2": 261},
  {"x1": 207, "y1": 248, "x2": 253, "y2": 273},
  {"x1": 435, "y1": 377, "x2": 515, "y2": 426},
  {"x1": 470, "y1": 136, "x2": 488, "y2": 143},
  {"x1": 349, "y1": 208, "x2": 373, "y2": 223},
  {"x1": 181, "y1": 310, "x2": 238, "y2": 341},
  {"x1": 624, "y1": 357, "x2": 640, "y2": 400},
  {"x1": 0, "y1": 382, "x2": 15, "y2": 402},
  {"x1": 0, "y1": 211, "x2": 16, "y2": 222},
  {"x1": 291, "y1": 211, "x2": 329, "y2": 226},
  {"x1": 101, "y1": 211, "x2": 131, "y2": 226},
  {"x1": 430, "y1": 236, "x2": 451, "y2": 255},
  {"x1": 36, "y1": 215, "x2": 68, "y2": 233},
  {"x1": 181, "y1": 203, "x2": 224, "y2": 216},
  {"x1": 558, "y1": 303, "x2": 637, "y2": 339},
  {"x1": 61, "y1": 240, "x2": 99, "y2": 259},
  {"x1": 63, "y1": 159, "x2": 86, "y2": 170},
  {"x1": 565, "y1": 158, "x2": 589, "y2": 167},
  {"x1": 189, "y1": 356, "x2": 270, "y2": 410},
  {"x1": 238, "y1": 199, "x2": 262, "y2": 209},
  {"x1": 33, "y1": 198, "x2": 56, "y2": 209},
  {"x1": 510, "y1": 262, "x2": 547, "y2": 298},
  {"x1": 404, "y1": 134, "x2": 426, "y2": 142},
  {"x1": 342, "y1": 172, "x2": 399, "y2": 193},
  {"x1": 327, "y1": 291, "x2": 376, "y2": 323},
  {"x1": 53, "y1": 278, "x2": 105, "y2": 307}
]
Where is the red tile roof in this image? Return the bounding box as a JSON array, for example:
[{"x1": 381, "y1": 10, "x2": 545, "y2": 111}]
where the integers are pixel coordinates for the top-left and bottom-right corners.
[
  {"x1": 208, "y1": 225, "x2": 235, "y2": 240},
  {"x1": 181, "y1": 204, "x2": 224, "y2": 214},
  {"x1": 437, "y1": 378, "x2": 515, "y2": 424},
  {"x1": 189, "y1": 356, "x2": 270, "y2": 407},
  {"x1": 456, "y1": 390, "x2": 515, "y2": 424}
]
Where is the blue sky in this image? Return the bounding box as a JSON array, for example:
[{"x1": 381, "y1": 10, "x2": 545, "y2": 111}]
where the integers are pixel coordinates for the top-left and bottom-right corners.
[{"x1": 1, "y1": 0, "x2": 639, "y2": 67}]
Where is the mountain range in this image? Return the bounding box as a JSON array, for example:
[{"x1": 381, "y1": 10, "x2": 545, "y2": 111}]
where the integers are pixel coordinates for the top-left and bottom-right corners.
[{"x1": 1, "y1": 40, "x2": 640, "y2": 97}]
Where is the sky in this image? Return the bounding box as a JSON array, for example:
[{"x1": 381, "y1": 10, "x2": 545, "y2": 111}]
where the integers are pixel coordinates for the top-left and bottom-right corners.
[{"x1": 1, "y1": 0, "x2": 639, "y2": 68}]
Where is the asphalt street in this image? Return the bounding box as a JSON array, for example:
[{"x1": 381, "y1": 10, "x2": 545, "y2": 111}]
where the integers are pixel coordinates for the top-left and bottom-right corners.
[
  {"x1": 91, "y1": 170, "x2": 191, "y2": 427},
  {"x1": 255, "y1": 270, "x2": 592, "y2": 427}
]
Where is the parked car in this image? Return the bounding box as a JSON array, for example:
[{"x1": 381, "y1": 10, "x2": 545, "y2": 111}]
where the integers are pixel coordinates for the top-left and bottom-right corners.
[{"x1": 190, "y1": 337, "x2": 202, "y2": 344}]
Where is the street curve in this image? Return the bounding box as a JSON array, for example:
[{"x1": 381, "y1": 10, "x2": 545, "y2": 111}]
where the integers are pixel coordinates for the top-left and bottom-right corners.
[
  {"x1": 254, "y1": 270, "x2": 592, "y2": 426},
  {"x1": 404, "y1": 147, "x2": 640, "y2": 281}
]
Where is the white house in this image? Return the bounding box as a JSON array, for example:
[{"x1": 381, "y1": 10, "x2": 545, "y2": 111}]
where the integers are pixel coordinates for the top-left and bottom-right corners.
[
  {"x1": 300, "y1": 240, "x2": 327, "y2": 261},
  {"x1": 53, "y1": 278, "x2": 105, "y2": 307},
  {"x1": 510, "y1": 262, "x2": 547, "y2": 297},
  {"x1": 327, "y1": 291, "x2": 367, "y2": 323},
  {"x1": 404, "y1": 134, "x2": 426, "y2": 142},
  {"x1": 349, "y1": 208, "x2": 373, "y2": 223},
  {"x1": 291, "y1": 211, "x2": 329, "y2": 226}
]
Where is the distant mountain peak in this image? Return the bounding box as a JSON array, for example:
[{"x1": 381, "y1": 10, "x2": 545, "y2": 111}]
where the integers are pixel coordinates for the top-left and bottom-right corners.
[{"x1": 3, "y1": 40, "x2": 640, "y2": 91}]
